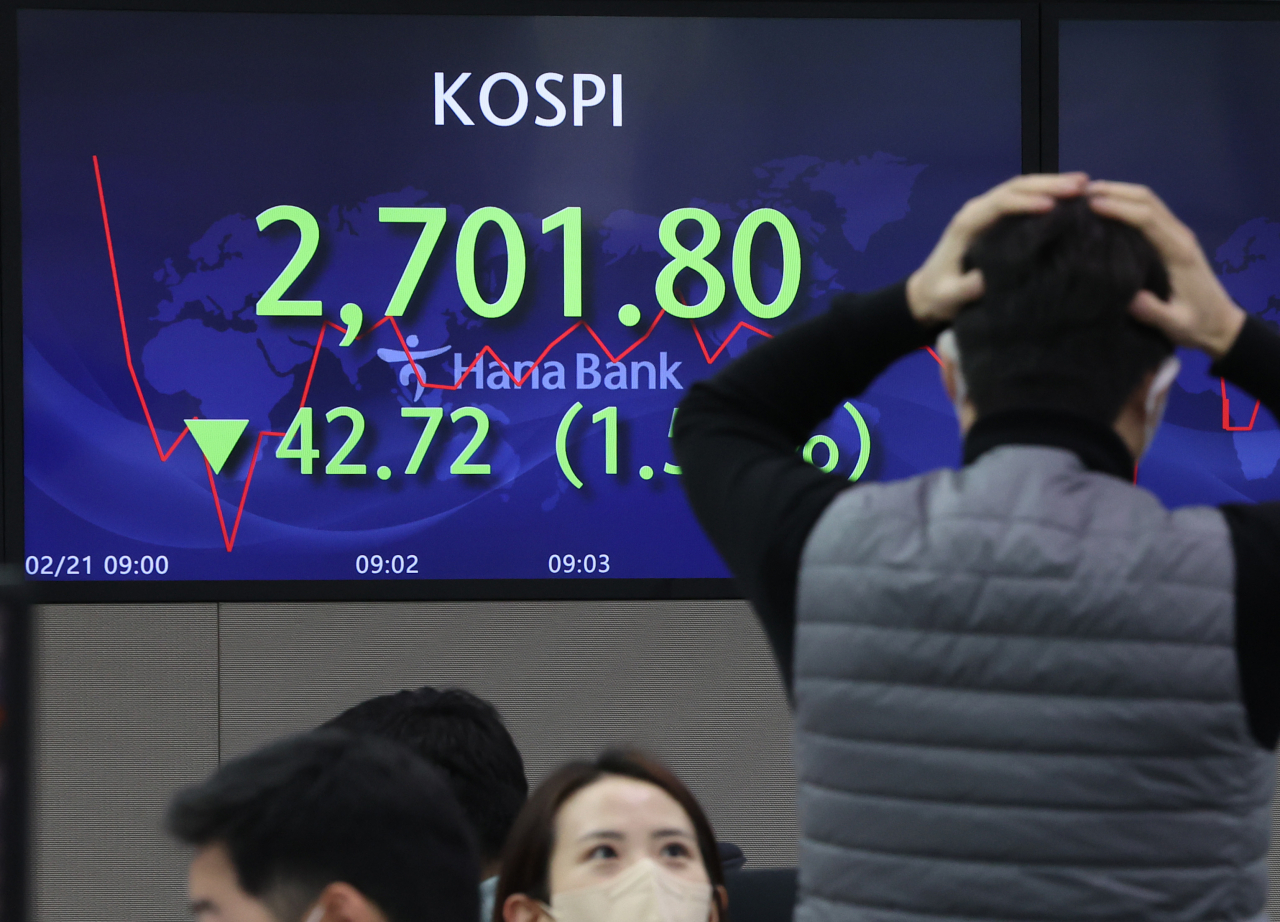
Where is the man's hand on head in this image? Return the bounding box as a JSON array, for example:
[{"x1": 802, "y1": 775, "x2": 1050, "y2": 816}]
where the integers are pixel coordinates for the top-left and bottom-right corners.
[
  {"x1": 906, "y1": 173, "x2": 1090, "y2": 326},
  {"x1": 1088, "y1": 180, "x2": 1246, "y2": 359}
]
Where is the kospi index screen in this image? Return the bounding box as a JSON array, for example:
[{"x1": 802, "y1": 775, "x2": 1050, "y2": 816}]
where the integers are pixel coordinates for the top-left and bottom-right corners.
[
  {"x1": 17, "y1": 11, "x2": 1021, "y2": 592},
  {"x1": 1060, "y1": 19, "x2": 1280, "y2": 508}
]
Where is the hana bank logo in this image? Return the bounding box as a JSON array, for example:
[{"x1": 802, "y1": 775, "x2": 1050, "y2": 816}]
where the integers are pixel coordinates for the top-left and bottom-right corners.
[{"x1": 434, "y1": 72, "x2": 622, "y2": 127}]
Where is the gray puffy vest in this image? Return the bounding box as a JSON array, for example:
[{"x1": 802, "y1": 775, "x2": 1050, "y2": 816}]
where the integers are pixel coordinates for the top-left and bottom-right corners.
[{"x1": 793, "y1": 445, "x2": 1275, "y2": 922}]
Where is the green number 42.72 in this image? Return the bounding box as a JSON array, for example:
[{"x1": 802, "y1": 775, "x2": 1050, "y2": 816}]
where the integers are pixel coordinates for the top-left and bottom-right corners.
[{"x1": 275, "y1": 406, "x2": 494, "y2": 477}]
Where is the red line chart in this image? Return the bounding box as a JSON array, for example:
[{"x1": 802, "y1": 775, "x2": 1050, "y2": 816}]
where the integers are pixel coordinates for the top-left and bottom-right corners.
[
  {"x1": 94, "y1": 157, "x2": 192, "y2": 463},
  {"x1": 93, "y1": 156, "x2": 774, "y2": 551},
  {"x1": 1221, "y1": 377, "x2": 1262, "y2": 431}
]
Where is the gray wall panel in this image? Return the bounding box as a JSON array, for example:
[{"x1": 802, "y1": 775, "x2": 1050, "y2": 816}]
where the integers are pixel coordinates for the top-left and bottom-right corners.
[
  {"x1": 33, "y1": 604, "x2": 218, "y2": 922},
  {"x1": 219, "y1": 600, "x2": 798, "y2": 868},
  {"x1": 40, "y1": 597, "x2": 1280, "y2": 916}
]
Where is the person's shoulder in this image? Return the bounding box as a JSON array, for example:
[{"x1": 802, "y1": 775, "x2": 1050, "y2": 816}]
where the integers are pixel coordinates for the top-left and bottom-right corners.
[
  {"x1": 801, "y1": 468, "x2": 954, "y2": 564},
  {"x1": 1168, "y1": 502, "x2": 1232, "y2": 530}
]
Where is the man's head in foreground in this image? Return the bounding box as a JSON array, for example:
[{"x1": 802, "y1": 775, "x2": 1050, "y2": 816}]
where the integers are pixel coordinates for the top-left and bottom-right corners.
[
  {"x1": 935, "y1": 194, "x2": 1176, "y2": 458},
  {"x1": 326, "y1": 687, "x2": 527, "y2": 878},
  {"x1": 168, "y1": 729, "x2": 479, "y2": 922}
]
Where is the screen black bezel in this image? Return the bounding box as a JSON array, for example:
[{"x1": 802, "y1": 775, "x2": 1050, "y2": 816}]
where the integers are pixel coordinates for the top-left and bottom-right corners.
[
  {"x1": 2, "y1": 0, "x2": 1039, "y2": 603},
  {"x1": 1040, "y1": 2, "x2": 1280, "y2": 175},
  {"x1": 0, "y1": 571, "x2": 31, "y2": 922}
]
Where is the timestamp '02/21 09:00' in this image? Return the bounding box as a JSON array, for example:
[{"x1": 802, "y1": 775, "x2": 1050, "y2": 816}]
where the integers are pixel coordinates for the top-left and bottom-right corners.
[{"x1": 25, "y1": 554, "x2": 171, "y2": 577}]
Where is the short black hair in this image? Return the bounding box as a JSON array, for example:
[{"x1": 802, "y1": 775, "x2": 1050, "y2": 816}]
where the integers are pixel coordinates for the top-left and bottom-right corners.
[
  {"x1": 167, "y1": 729, "x2": 479, "y2": 922},
  {"x1": 955, "y1": 196, "x2": 1174, "y2": 424},
  {"x1": 325, "y1": 688, "x2": 527, "y2": 867}
]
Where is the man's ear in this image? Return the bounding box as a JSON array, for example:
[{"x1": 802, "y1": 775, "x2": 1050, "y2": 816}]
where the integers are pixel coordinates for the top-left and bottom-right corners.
[
  {"x1": 938, "y1": 352, "x2": 979, "y2": 433},
  {"x1": 939, "y1": 352, "x2": 961, "y2": 404},
  {"x1": 312, "y1": 882, "x2": 387, "y2": 922},
  {"x1": 502, "y1": 893, "x2": 548, "y2": 922}
]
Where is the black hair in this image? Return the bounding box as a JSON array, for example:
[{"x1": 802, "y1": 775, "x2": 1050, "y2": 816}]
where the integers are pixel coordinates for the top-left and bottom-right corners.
[
  {"x1": 955, "y1": 196, "x2": 1174, "y2": 424},
  {"x1": 167, "y1": 729, "x2": 479, "y2": 922},
  {"x1": 325, "y1": 687, "x2": 527, "y2": 867}
]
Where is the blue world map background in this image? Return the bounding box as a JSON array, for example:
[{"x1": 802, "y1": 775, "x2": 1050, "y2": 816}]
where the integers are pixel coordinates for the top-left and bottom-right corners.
[{"x1": 19, "y1": 12, "x2": 1021, "y2": 582}]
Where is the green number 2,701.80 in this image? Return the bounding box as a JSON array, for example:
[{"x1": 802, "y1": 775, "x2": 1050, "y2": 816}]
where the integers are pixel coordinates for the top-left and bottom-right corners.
[{"x1": 255, "y1": 203, "x2": 801, "y2": 322}]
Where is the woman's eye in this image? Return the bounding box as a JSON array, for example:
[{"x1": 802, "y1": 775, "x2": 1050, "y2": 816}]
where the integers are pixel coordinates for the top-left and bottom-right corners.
[
  {"x1": 587, "y1": 844, "x2": 619, "y2": 860},
  {"x1": 659, "y1": 842, "x2": 692, "y2": 859}
]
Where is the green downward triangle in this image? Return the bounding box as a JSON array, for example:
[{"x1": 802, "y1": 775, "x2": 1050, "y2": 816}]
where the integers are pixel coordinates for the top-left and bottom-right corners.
[{"x1": 185, "y1": 419, "x2": 249, "y2": 475}]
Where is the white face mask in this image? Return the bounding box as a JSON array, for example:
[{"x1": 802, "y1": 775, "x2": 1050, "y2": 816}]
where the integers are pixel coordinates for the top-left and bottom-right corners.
[
  {"x1": 934, "y1": 330, "x2": 968, "y2": 420},
  {"x1": 935, "y1": 330, "x2": 1181, "y2": 461},
  {"x1": 1140, "y1": 354, "x2": 1181, "y2": 460},
  {"x1": 545, "y1": 858, "x2": 713, "y2": 922}
]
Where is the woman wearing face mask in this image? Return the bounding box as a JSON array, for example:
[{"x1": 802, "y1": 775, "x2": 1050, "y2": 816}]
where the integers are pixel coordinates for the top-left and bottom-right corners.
[{"x1": 495, "y1": 750, "x2": 728, "y2": 922}]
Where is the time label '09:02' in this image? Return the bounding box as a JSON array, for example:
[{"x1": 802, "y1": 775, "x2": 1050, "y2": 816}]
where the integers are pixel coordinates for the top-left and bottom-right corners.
[{"x1": 356, "y1": 554, "x2": 420, "y2": 575}]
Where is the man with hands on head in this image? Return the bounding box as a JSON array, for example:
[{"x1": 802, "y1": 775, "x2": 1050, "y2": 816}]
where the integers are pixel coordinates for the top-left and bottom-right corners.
[{"x1": 674, "y1": 173, "x2": 1280, "y2": 922}]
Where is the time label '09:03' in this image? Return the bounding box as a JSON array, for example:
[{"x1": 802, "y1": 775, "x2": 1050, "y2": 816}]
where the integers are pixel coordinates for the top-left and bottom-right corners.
[{"x1": 548, "y1": 554, "x2": 611, "y2": 575}]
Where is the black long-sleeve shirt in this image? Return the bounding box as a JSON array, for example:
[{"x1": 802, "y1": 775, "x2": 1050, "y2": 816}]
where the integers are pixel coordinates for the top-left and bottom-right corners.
[{"x1": 673, "y1": 282, "x2": 1280, "y2": 749}]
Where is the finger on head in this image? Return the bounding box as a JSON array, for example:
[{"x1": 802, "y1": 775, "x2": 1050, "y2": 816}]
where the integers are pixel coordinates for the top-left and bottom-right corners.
[
  {"x1": 1089, "y1": 195, "x2": 1192, "y2": 255},
  {"x1": 955, "y1": 267, "x2": 985, "y2": 302},
  {"x1": 995, "y1": 190, "x2": 1059, "y2": 213},
  {"x1": 1089, "y1": 183, "x2": 1179, "y2": 230},
  {"x1": 1128, "y1": 289, "x2": 1172, "y2": 324},
  {"x1": 1088, "y1": 195, "x2": 1176, "y2": 240},
  {"x1": 957, "y1": 190, "x2": 1055, "y2": 234},
  {"x1": 1088, "y1": 195, "x2": 1153, "y2": 225},
  {"x1": 959, "y1": 174, "x2": 1086, "y2": 228},
  {"x1": 1085, "y1": 180, "x2": 1157, "y2": 201},
  {"x1": 1003, "y1": 172, "x2": 1089, "y2": 196},
  {"x1": 1086, "y1": 181, "x2": 1177, "y2": 227}
]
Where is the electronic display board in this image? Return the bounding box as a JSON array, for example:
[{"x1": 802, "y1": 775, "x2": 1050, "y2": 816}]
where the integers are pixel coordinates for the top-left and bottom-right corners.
[
  {"x1": 16, "y1": 10, "x2": 1021, "y2": 594},
  {"x1": 1060, "y1": 16, "x2": 1280, "y2": 508}
]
